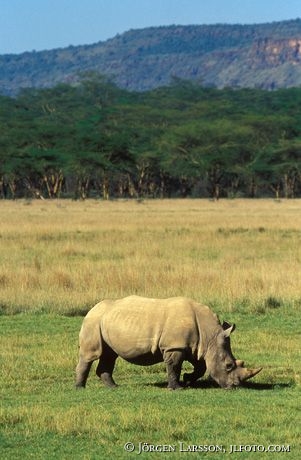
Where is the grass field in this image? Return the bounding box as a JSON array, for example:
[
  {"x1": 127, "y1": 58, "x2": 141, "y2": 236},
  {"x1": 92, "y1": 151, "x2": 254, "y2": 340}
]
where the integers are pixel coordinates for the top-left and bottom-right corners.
[{"x1": 0, "y1": 199, "x2": 300, "y2": 459}]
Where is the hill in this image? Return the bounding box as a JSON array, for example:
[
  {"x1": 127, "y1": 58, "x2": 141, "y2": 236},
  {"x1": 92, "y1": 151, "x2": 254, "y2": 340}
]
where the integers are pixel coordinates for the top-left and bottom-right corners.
[{"x1": 1, "y1": 19, "x2": 301, "y2": 95}]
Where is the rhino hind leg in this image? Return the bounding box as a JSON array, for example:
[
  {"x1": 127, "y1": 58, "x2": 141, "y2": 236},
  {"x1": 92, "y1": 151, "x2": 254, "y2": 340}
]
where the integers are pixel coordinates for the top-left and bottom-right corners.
[
  {"x1": 164, "y1": 350, "x2": 185, "y2": 390},
  {"x1": 75, "y1": 356, "x2": 93, "y2": 389},
  {"x1": 96, "y1": 345, "x2": 118, "y2": 388},
  {"x1": 183, "y1": 359, "x2": 207, "y2": 386}
]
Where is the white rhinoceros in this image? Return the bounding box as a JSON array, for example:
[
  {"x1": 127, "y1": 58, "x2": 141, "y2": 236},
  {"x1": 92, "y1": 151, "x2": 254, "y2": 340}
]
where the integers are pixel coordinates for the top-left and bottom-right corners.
[{"x1": 75, "y1": 296, "x2": 261, "y2": 389}]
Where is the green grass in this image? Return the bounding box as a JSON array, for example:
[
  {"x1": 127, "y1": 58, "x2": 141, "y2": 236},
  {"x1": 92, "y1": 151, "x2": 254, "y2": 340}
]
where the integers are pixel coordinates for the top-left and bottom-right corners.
[{"x1": 0, "y1": 311, "x2": 300, "y2": 459}]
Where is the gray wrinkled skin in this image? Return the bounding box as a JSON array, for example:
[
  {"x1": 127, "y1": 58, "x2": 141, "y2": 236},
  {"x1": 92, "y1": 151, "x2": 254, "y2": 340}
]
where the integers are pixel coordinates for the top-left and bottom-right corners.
[{"x1": 75, "y1": 296, "x2": 262, "y2": 390}]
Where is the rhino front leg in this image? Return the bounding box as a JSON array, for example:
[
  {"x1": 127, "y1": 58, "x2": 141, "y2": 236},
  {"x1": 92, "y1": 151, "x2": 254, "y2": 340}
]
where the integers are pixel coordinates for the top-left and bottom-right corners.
[
  {"x1": 75, "y1": 356, "x2": 93, "y2": 389},
  {"x1": 96, "y1": 345, "x2": 118, "y2": 388},
  {"x1": 183, "y1": 359, "x2": 206, "y2": 386},
  {"x1": 163, "y1": 350, "x2": 185, "y2": 390}
]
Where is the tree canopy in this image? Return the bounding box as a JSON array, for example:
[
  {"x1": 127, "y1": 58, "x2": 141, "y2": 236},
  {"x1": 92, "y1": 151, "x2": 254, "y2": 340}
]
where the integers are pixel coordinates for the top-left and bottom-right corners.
[{"x1": 1, "y1": 76, "x2": 301, "y2": 199}]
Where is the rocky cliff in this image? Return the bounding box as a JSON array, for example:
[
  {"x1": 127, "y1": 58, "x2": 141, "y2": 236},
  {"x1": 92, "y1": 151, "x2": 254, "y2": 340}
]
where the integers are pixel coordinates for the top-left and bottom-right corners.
[{"x1": 1, "y1": 19, "x2": 301, "y2": 95}]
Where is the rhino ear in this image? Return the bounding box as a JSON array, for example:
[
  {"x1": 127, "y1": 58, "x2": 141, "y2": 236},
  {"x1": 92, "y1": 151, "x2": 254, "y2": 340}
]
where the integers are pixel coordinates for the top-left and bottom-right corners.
[
  {"x1": 223, "y1": 323, "x2": 236, "y2": 337},
  {"x1": 222, "y1": 321, "x2": 236, "y2": 332}
]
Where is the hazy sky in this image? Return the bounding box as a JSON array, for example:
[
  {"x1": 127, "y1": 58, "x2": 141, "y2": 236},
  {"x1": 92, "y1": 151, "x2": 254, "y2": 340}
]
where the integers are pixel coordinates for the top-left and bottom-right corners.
[{"x1": 1, "y1": 0, "x2": 301, "y2": 54}]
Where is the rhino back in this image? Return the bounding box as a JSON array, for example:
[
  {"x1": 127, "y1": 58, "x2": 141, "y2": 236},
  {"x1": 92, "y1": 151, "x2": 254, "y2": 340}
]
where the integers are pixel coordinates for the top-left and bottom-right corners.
[{"x1": 100, "y1": 296, "x2": 213, "y2": 360}]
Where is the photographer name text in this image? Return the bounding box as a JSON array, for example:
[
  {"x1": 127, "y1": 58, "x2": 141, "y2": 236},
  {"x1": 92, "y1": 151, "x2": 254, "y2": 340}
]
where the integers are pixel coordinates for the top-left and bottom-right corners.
[{"x1": 124, "y1": 441, "x2": 291, "y2": 454}]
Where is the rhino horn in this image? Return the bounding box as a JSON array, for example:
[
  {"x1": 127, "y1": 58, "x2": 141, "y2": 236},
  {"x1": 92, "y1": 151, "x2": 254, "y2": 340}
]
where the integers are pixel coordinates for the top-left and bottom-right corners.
[{"x1": 239, "y1": 366, "x2": 262, "y2": 382}]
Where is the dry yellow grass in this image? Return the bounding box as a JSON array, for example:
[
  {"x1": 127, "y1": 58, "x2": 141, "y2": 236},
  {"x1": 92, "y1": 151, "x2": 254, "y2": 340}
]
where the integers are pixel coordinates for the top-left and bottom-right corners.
[{"x1": 0, "y1": 198, "x2": 300, "y2": 314}]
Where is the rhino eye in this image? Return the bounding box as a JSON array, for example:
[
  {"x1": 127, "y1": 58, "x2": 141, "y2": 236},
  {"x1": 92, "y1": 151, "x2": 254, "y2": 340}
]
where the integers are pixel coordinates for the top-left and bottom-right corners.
[{"x1": 226, "y1": 363, "x2": 234, "y2": 372}]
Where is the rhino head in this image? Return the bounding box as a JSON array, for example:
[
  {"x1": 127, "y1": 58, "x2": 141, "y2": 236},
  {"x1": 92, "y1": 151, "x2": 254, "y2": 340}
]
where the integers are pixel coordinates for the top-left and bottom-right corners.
[{"x1": 205, "y1": 322, "x2": 262, "y2": 389}]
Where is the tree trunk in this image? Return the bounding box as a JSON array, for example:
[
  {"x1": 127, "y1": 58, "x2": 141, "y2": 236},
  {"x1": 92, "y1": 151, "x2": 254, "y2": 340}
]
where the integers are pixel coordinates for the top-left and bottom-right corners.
[{"x1": 43, "y1": 170, "x2": 64, "y2": 198}]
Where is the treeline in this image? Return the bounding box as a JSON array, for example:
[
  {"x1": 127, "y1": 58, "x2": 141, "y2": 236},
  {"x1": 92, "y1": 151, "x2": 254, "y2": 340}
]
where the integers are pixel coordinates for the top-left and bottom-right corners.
[{"x1": 1, "y1": 75, "x2": 301, "y2": 200}]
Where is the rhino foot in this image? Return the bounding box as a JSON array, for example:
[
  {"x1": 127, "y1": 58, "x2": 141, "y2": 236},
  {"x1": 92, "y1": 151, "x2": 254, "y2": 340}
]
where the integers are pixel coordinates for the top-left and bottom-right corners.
[
  {"x1": 75, "y1": 384, "x2": 86, "y2": 390},
  {"x1": 183, "y1": 373, "x2": 192, "y2": 386},
  {"x1": 167, "y1": 383, "x2": 184, "y2": 390},
  {"x1": 106, "y1": 382, "x2": 118, "y2": 389},
  {"x1": 100, "y1": 372, "x2": 118, "y2": 388}
]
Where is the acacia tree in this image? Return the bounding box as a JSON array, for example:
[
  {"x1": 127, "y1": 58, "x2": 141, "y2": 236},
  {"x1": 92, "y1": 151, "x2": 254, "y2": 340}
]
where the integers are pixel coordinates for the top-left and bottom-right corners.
[
  {"x1": 158, "y1": 119, "x2": 258, "y2": 199},
  {"x1": 2, "y1": 78, "x2": 301, "y2": 199},
  {"x1": 254, "y1": 141, "x2": 301, "y2": 198}
]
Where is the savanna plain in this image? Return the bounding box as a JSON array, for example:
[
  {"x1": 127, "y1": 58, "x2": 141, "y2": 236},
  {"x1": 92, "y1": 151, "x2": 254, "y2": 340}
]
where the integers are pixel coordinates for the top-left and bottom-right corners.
[{"x1": 0, "y1": 198, "x2": 300, "y2": 459}]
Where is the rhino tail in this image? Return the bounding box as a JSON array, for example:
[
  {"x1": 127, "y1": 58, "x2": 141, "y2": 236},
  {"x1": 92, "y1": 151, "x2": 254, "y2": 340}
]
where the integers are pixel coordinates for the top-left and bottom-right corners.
[{"x1": 79, "y1": 318, "x2": 103, "y2": 361}]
